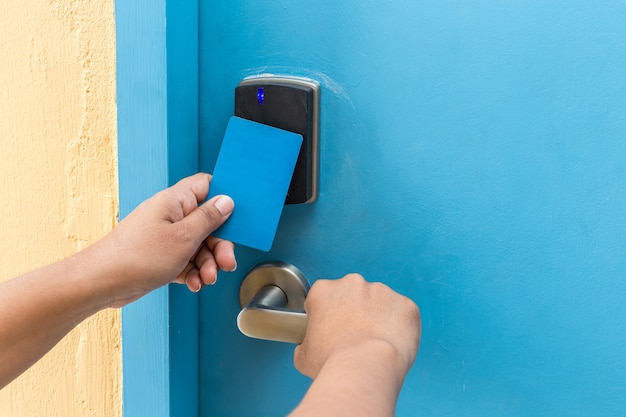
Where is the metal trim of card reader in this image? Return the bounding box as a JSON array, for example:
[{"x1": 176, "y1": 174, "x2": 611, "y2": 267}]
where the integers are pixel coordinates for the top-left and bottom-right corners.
[{"x1": 235, "y1": 76, "x2": 320, "y2": 204}]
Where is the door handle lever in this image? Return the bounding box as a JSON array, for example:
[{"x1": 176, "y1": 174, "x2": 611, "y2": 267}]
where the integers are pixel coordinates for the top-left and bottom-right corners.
[{"x1": 237, "y1": 261, "x2": 309, "y2": 344}]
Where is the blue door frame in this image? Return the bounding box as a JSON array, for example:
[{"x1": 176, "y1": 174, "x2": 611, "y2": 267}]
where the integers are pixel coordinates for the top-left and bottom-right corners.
[{"x1": 115, "y1": 1, "x2": 200, "y2": 415}]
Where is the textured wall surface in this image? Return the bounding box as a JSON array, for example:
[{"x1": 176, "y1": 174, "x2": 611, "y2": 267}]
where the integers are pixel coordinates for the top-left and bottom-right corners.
[{"x1": 0, "y1": 0, "x2": 120, "y2": 416}]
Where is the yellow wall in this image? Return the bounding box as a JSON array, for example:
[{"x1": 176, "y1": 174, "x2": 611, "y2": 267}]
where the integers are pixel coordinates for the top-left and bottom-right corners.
[{"x1": 0, "y1": 0, "x2": 120, "y2": 416}]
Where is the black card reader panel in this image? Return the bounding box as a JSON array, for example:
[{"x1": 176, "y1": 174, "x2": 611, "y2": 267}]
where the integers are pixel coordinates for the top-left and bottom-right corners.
[{"x1": 235, "y1": 76, "x2": 319, "y2": 204}]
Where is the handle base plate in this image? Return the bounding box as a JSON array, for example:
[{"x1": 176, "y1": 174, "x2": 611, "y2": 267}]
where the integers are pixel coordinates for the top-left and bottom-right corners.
[{"x1": 239, "y1": 261, "x2": 310, "y2": 310}]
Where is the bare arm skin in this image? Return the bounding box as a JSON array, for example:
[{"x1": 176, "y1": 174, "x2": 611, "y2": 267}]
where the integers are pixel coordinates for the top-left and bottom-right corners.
[
  {"x1": 0, "y1": 172, "x2": 421, "y2": 414},
  {"x1": 290, "y1": 274, "x2": 421, "y2": 417},
  {"x1": 0, "y1": 173, "x2": 235, "y2": 388}
]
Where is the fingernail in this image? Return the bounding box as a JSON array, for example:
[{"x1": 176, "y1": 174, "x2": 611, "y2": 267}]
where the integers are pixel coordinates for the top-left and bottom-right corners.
[
  {"x1": 208, "y1": 266, "x2": 218, "y2": 285},
  {"x1": 214, "y1": 195, "x2": 234, "y2": 216},
  {"x1": 194, "y1": 281, "x2": 202, "y2": 292},
  {"x1": 227, "y1": 260, "x2": 237, "y2": 272}
]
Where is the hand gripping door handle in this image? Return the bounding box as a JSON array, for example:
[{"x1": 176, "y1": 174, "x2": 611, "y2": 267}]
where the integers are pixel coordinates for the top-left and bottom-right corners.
[{"x1": 237, "y1": 261, "x2": 309, "y2": 344}]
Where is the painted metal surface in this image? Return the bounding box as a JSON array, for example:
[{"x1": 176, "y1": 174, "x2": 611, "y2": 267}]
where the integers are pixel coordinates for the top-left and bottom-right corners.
[{"x1": 197, "y1": 1, "x2": 626, "y2": 416}]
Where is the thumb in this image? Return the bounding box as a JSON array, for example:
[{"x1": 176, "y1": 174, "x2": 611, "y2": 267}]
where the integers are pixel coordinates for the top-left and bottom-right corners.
[{"x1": 181, "y1": 194, "x2": 234, "y2": 240}]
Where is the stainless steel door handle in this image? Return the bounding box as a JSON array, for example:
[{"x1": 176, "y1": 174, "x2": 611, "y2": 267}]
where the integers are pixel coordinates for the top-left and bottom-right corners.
[{"x1": 237, "y1": 261, "x2": 309, "y2": 344}]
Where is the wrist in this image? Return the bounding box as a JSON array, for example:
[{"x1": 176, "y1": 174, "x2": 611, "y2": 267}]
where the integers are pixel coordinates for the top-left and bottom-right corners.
[
  {"x1": 71, "y1": 236, "x2": 135, "y2": 310},
  {"x1": 328, "y1": 338, "x2": 410, "y2": 383},
  {"x1": 291, "y1": 339, "x2": 408, "y2": 417}
]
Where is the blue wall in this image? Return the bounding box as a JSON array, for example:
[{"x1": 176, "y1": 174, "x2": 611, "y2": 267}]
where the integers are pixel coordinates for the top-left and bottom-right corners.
[{"x1": 196, "y1": 1, "x2": 626, "y2": 415}]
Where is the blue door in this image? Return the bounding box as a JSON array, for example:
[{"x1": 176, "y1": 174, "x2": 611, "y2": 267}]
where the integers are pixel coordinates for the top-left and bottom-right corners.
[
  {"x1": 197, "y1": 2, "x2": 626, "y2": 416},
  {"x1": 118, "y1": 1, "x2": 626, "y2": 416}
]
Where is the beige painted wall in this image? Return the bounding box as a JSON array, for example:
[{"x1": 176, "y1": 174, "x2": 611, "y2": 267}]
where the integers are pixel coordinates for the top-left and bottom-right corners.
[{"x1": 0, "y1": 0, "x2": 120, "y2": 416}]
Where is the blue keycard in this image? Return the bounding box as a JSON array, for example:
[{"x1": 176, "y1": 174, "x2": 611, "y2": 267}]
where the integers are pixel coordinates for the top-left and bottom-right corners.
[{"x1": 207, "y1": 116, "x2": 303, "y2": 251}]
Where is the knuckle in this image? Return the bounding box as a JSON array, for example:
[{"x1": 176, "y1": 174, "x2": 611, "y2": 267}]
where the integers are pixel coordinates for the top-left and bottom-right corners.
[
  {"x1": 304, "y1": 285, "x2": 325, "y2": 312},
  {"x1": 197, "y1": 204, "x2": 221, "y2": 228},
  {"x1": 370, "y1": 281, "x2": 390, "y2": 292},
  {"x1": 171, "y1": 222, "x2": 197, "y2": 251},
  {"x1": 344, "y1": 273, "x2": 366, "y2": 283},
  {"x1": 308, "y1": 279, "x2": 332, "y2": 299},
  {"x1": 400, "y1": 296, "x2": 421, "y2": 323}
]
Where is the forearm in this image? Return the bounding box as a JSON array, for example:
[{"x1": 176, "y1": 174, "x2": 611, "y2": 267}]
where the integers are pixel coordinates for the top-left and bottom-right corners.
[
  {"x1": 0, "y1": 249, "x2": 110, "y2": 388},
  {"x1": 0, "y1": 173, "x2": 235, "y2": 389},
  {"x1": 289, "y1": 340, "x2": 407, "y2": 417}
]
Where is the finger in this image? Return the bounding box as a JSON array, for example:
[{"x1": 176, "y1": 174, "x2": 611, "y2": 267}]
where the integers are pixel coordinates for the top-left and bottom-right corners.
[
  {"x1": 179, "y1": 194, "x2": 234, "y2": 246},
  {"x1": 172, "y1": 173, "x2": 213, "y2": 204},
  {"x1": 293, "y1": 344, "x2": 306, "y2": 375},
  {"x1": 170, "y1": 174, "x2": 215, "y2": 219},
  {"x1": 206, "y1": 237, "x2": 237, "y2": 272},
  {"x1": 195, "y1": 245, "x2": 218, "y2": 285},
  {"x1": 173, "y1": 262, "x2": 195, "y2": 285},
  {"x1": 184, "y1": 267, "x2": 203, "y2": 292},
  {"x1": 173, "y1": 262, "x2": 203, "y2": 292},
  {"x1": 293, "y1": 343, "x2": 317, "y2": 379}
]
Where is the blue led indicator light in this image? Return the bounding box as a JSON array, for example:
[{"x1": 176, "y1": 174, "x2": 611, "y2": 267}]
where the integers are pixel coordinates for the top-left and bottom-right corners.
[{"x1": 257, "y1": 87, "x2": 265, "y2": 105}]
